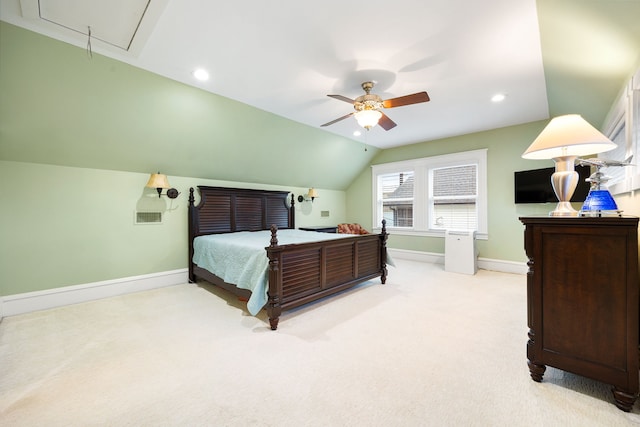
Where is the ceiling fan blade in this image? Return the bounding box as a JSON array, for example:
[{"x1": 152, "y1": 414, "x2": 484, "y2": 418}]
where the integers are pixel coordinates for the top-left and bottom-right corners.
[
  {"x1": 321, "y1": 112, "x2": 354, "y2": 127},
  {"x1": 383, "y1": 91, "x2": 430, "y2": 108},
  {"x1": 327, "y1": 94, "x2": 355, "y2": 104},
  {"x1": 378, "y1": 112, "x2": 397, "y2": 131}
]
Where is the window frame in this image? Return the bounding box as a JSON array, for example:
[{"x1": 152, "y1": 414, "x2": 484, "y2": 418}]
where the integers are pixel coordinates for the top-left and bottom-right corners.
[
  {"x1": 371, "y1": 149, "x2": 488, "y2": 239},
  {"x1": 601, "y1": 67, "x2": 640, "y2": 195}
]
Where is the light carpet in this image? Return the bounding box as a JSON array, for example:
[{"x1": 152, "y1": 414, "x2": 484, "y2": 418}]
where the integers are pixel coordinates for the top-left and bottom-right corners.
[{"x1": 1, "y1": 259, "x2": 640, "y2": 426}]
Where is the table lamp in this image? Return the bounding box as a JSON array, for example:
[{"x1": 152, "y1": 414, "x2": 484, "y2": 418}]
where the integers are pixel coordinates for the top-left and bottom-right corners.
[{"x1": 522, "y1": 114, "x2": 617, "y2": 216}]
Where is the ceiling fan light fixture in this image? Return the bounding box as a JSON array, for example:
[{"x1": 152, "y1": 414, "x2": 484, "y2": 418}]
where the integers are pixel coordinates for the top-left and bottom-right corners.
[
  {"x1": 355, "y1": 109, "x2": 382, "y2": 130},
  {"x1": 321, "y1": 81, "x2": 429, "y2": 131}
]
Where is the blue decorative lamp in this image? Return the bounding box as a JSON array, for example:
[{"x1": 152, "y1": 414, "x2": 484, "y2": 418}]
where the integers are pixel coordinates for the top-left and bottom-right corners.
[{"x1": 579, "y1": 164, "x2": 621, "y2": 216}]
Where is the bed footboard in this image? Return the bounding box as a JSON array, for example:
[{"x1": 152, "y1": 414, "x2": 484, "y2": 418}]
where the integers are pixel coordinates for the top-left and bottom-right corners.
[{"x1": 266, "y1": 220, "x2": 388, "y2": 330}]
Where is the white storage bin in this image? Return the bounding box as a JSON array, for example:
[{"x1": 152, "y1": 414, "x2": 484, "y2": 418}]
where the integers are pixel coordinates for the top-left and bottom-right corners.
[{"x1": 444, "y1": 230, "x2": 478, "y2": 275}]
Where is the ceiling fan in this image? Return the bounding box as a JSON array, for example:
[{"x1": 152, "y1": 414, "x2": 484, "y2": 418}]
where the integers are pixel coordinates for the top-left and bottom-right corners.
[{"x1": 321, "y1": 81, "x2": 430, "y2": 131}]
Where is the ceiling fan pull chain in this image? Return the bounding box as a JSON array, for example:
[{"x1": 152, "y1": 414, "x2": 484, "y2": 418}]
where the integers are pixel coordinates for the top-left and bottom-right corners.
[{"x1": 363, "y1": 128, "x2": 368, "y2": 151}]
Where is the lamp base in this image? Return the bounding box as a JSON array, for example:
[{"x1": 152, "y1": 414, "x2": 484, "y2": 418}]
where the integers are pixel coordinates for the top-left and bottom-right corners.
[
  {"x1": 578, "y1": 210, "x2": 622, "y2": 218},
  {"x1": 578, "y1": 189, "x2": 621, "y2": 217},
  {"x1": 549, "y1": 156, "x2": 579, "y2": 217},
  {"x1": 549, "y1": 201, "x2": 578, "y2": 217}
]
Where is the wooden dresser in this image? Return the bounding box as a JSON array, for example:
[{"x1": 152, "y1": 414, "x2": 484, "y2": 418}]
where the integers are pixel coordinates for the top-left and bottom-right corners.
[{"x1": 520, "y1": 216, "x2": 639, "y2": 411}]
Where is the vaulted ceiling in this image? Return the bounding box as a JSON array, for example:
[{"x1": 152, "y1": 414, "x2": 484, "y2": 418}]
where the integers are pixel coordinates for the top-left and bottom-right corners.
[{"x1": 2, "y1": 0, "x2": 639, "y2": 150}]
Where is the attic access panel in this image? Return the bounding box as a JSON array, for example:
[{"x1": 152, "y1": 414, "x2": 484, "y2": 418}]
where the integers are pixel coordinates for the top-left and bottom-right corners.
[{"x1": 38, "y1": 0, "x2": 151, "y2": 51}]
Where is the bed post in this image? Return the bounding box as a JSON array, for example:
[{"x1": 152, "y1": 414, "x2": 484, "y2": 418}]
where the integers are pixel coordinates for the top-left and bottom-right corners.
[
  {"x1": 289, "y1": 193, "x2": 295, "y2": 229},
  {"x1": 266, "y1": 224, "x2": 282, "y2": 330},
  {"x1": 380, "y1": 219, "x2": 388, "y2": 284},
  {"x1": 188, "y1": 187, "x2": 196, "y2": 283}
]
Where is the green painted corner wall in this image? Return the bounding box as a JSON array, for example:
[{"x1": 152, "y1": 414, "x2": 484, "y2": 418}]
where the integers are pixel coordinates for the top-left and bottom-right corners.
[
  {"x1": 0, "y1": 160, "x2": 346, "y2": 296},
  {"x1": 0, "y1": 21, "x2": 379, "y2": 192},
  {"x1": 345, "y1": 121, "x2": 635, "y2": 263},
  {"x1": 2, "y1": 19, "x2": 639, "y2": 298},
  {"x1": 0, "y1": 22, "x2": 357, "y2": 297}
]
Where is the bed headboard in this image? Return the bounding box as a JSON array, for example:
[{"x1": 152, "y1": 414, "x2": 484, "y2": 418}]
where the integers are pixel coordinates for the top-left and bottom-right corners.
[{"x1": 188, "y1": 186, "x2": 295, "y2": 238}]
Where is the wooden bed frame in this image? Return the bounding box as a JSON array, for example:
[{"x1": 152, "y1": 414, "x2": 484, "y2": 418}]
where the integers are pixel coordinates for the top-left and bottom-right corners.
[{"x1": 188, "y1": 186, "x2": 388, "y2": 330}]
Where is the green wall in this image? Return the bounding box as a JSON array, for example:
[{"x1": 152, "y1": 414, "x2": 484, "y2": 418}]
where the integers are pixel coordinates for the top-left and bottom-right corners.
[
  {"x1": 1, "y1": 19, "x2": 638, "y2": 298},
  {"x1": 0, "y1": 22, "x2": 358, "y2": 297},
  {"x1": 0, "y1": 160, "x2": 346, "y2": 296},
  {"x1": 0, "y1": 22, "x2": 378, "y2": 191},
  {"x1": 347, "y1": 120, "x2": 639, "y2": 262},
  {"x1": 347, "y1": 121, "x2": 589, "y2": 263}
]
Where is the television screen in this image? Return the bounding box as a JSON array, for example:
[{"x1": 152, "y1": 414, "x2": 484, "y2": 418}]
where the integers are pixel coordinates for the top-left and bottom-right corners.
[{"x1": 514, "y1": 165, "x2": 591, "y2": 204}]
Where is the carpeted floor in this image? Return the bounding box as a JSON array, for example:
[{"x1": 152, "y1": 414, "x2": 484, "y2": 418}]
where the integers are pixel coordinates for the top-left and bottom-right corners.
[{"x1": 1, "y1": 259, "x2": 640, "y2": 426}]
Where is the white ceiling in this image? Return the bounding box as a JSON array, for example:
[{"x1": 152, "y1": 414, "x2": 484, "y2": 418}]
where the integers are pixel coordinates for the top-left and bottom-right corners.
[
  {"x1": 1, "y1": 0, "x2": 550, "y2": 149},
  {"x1": 36, "y1": 0, "x2": 151, "y2": 50}
]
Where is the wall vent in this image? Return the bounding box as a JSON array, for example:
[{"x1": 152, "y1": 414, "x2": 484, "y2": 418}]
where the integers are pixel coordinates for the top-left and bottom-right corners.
[{"x1": 135, "y1": 211, "x2": 162, "y2": 224}]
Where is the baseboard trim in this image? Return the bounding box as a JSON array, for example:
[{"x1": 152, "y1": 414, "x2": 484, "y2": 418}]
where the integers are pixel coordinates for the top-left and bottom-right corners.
[
  {"x1": 388, "y1": 248, "x2": 527, "y2": 275},
  {"x1": 388, "y1": 248, "x2": 444, "y2": 265},
  {"x1": 1, "y1": 269, "x2": 189, "y2": 318},
  {"x1": 477, "y1": 258, "x2": 528, "y2": 275},
  {"x1": 0, "y1": 251, "x2": 526, "y2": 319}
]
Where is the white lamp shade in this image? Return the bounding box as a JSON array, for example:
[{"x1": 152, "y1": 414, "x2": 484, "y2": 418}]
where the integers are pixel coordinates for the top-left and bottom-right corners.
[
  {"x1": 522, "y1": 114, "x2": 617, "y2": 159},
  {"x1": 307, "y1": 188, "x2": 318, "y2": 199},
  {"x1": 355, "y1": 109, "x2": 382, "y2": 129},
  {"x1": 146, "y1": 173, "x2": 171, "y2": 189}
]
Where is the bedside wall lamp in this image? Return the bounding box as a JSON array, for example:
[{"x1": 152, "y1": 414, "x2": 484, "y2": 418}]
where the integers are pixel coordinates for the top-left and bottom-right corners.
[
  {"x1": 297, "y1": 188, "x2": 318, "y2": 203},
  {"x1": 146, "y1": 172, "x2": 179, "y2": 199}
]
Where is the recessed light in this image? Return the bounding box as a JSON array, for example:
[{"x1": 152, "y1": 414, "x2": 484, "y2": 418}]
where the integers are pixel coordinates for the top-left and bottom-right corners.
[
  {"x1": 353, "y1": 130, "x2": 362, "y2": 137},
  {"x1": 193, "y1": 68, "x2": 209, "y2": 81},
  {"x1": 491, "y1": 93, "x2": 506, "y2": 103}
]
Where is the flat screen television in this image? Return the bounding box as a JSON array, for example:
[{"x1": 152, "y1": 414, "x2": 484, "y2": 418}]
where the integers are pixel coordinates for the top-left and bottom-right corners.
[{"x1": 514, "y1": 165, "x2": 591, "y2": 204}]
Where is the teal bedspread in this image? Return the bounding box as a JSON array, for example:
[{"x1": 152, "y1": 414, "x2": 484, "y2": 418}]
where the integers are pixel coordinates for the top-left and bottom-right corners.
[{"x1": 192, "y1": 230, "x2": 354, "y2": 315}]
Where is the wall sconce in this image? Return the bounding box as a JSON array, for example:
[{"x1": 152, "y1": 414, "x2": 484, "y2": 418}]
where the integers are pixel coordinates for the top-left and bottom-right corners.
[
  {"x1": 146, "y1": 172, "x2": 179, "y2": 199},
  {"x1": 297, "y1": 188, "x2": 318, "y2": 203}
]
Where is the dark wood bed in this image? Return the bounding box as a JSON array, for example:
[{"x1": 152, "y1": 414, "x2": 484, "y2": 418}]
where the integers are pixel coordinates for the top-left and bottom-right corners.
[{"x1": 188, "y1": 186, "x2": 389, "y2": 330}]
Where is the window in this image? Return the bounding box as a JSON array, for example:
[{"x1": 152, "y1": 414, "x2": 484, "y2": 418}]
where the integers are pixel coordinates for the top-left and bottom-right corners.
[
  {"x1": 378, "y1": 171, "x2": 414, "y2": 227},
  {"x1": 430, "y1": 164, "x2": 478, "y2": 230},
  {"x1": 603, "y1": 119, "x2": 627, "y2": 185},
  {"x1": 601, "y1": 67, "x2": 640, "y2": 194},
  {"x1": 372, "y1": 149, "x2": 487, "y2": 239}
]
